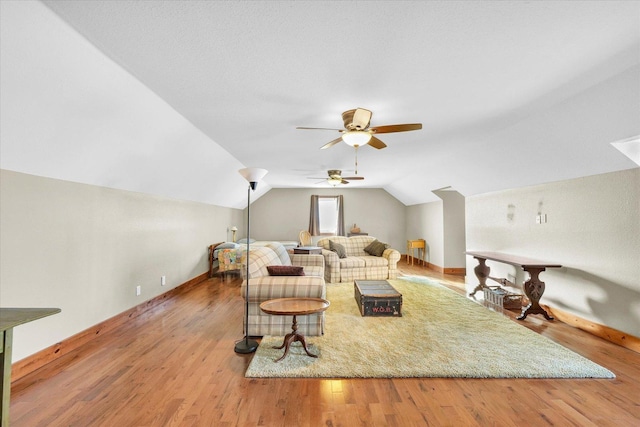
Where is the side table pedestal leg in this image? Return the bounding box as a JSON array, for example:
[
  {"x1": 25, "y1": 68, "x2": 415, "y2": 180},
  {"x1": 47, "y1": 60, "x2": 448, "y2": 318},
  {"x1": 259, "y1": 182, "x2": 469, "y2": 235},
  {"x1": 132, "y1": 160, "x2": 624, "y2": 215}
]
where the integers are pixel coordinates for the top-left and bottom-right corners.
[{"x1": 272, "y1": 315, "x2": 318, "y2": 362}]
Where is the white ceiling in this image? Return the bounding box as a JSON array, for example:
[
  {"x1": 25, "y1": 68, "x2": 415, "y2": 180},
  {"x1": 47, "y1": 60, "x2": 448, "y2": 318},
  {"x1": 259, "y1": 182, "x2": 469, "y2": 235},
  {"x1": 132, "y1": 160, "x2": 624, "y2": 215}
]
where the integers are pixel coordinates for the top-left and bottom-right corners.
[{"x1": 1, "y1": 1, "x2": 639, "y2": 208}]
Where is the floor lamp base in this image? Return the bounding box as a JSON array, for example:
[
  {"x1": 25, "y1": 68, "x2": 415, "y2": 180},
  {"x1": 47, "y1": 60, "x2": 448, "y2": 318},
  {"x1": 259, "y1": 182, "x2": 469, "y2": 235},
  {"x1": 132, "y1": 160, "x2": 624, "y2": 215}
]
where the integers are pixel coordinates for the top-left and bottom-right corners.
[{"x1": 234, "y1": 338, "x2": 259, "y2": 354}]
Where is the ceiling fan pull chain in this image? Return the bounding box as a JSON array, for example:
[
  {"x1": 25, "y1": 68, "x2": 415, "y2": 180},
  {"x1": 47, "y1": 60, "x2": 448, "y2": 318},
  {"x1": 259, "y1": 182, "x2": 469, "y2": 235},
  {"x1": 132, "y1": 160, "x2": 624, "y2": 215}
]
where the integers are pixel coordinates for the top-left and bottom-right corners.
[{"x1": 354, "y1": 147, "x2": 358, "y2": 175}]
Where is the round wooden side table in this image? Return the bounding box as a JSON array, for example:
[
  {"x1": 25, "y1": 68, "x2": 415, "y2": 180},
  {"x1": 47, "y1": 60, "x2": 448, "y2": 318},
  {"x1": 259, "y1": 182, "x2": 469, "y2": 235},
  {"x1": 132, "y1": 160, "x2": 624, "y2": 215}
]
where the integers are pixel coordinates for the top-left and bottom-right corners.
[{"x1": 259, "y1": 297, "x2": 330, "y2": 362}]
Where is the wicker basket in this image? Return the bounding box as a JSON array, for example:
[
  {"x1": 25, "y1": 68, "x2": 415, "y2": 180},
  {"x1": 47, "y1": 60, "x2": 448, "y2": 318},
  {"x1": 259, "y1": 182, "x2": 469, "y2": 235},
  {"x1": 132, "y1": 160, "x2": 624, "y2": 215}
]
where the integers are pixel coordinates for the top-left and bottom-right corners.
[{"x1": 483, "y1": 286, "x2": 523, "y2": 310}]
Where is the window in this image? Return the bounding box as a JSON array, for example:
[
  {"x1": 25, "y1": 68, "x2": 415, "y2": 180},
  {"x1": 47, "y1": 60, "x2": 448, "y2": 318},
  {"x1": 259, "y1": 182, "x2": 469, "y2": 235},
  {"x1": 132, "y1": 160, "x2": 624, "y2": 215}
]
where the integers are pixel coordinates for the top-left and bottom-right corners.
[
  {"x1": 318, "y1": 197, "x2": 339, "y2": 235},
  {"x1": 309, "y1": 195, "x2": 345, "y2": 236}
]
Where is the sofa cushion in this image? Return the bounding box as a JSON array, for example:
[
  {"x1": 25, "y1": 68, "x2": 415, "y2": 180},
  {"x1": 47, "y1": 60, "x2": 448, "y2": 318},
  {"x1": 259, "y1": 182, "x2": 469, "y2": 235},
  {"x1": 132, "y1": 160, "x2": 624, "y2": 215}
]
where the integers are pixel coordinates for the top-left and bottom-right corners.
[
  {"x1": 243, "y1": 246, "x2": 282, "y2": 278},
  {"x1": 302, "y1": 265, "x2": 324, "y2": 277},
  {"x1": 329, "y1": 240, "x2": 347, "y2": 258},
  {"x1": 339, "y1": 256, "x2": 366, "y2": 268},
  {"x1": 364, "y1": 239, "x2": 389, "y2": 257},
  {"x1": 267, "y1": 265, "x2": 305, "y2": 276},
  {"x1": 362, "y1": 255, "x2": 389, "y2": 267},
  {"x1": 264, "y1": 242, "x2": 292, "y2": 266}
]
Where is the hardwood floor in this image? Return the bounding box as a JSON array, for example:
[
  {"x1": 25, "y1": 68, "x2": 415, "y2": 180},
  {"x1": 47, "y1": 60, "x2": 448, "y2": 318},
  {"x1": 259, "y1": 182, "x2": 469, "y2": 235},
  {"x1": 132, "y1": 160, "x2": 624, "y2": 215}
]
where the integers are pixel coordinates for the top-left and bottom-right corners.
[{"x1": 10, "y1": 265, "x2": 640, "y2": 426}]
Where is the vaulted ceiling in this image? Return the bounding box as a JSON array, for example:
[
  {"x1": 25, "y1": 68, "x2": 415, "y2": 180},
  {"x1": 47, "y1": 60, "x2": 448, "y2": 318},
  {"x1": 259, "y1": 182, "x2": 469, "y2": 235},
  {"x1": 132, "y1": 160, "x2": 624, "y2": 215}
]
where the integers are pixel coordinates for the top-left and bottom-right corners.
[{"x1": 1, "y1": 1, "x2": 638, "y2": 209}]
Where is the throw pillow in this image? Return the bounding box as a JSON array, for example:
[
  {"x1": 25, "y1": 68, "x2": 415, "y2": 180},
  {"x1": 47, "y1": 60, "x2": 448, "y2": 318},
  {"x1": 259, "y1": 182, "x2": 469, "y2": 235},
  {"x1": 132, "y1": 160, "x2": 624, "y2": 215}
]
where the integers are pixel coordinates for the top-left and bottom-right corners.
[
  {"x1": 266, "y1": 265, "x2": 305, "y2": 276},
  {"x1": 364, "y1": 240, "x2": 389, "y2": 257},
  {"x1": 329, "y1": 240, "x2": 347, "y2": 258},
  {"x1": 216, "y1": 242, "x2": 239, "y2": 250}
]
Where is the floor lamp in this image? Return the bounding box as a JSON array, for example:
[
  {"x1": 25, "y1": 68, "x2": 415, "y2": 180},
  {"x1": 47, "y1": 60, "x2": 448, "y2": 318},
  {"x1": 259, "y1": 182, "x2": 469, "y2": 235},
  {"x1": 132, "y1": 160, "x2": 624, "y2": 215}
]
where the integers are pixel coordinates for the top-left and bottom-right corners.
[{"x1": 234, "y1": 167, "x2": 268, "y2": 354}]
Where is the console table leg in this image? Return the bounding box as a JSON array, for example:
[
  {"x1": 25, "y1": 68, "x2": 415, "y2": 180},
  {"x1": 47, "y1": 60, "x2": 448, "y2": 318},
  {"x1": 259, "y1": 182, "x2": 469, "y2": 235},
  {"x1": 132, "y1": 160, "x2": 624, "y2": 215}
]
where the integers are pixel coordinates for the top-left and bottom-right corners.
[
  {"x1": 517, "y1": 268, "x2": 554, "y2": 321},
  {"x1": 469, "y1": 257, "x2": 490, "y2": 297}
]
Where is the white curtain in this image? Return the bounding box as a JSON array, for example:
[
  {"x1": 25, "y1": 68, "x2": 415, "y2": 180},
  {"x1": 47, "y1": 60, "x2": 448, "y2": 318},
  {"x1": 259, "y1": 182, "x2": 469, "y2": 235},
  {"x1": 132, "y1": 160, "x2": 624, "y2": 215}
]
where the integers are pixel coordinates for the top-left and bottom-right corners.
[{"x1": 309, "y1": 195, "x2": 344, "y2": 236}]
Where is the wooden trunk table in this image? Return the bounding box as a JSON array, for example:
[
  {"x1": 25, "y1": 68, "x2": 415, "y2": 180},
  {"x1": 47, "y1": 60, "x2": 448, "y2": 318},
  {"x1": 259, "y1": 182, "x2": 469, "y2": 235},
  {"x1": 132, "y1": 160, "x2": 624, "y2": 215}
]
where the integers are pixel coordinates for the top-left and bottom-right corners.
[
  {"x1": 259, "y1": 298, "x2": 330, "y2": 362},
  {"x1": 354, "y1": 280, "x2": 403, "y2": 317},
  {"x1": 466, "y1": 251, "x2": 561, "y2": 321}
]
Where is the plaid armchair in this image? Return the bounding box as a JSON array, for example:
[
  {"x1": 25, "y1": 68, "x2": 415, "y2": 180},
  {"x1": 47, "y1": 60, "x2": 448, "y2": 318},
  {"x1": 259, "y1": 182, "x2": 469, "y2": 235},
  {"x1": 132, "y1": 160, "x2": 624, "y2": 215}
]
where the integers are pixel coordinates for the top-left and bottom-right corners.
[{"x1": 240, "y1": 243, "x2": 326, "y2": 337}]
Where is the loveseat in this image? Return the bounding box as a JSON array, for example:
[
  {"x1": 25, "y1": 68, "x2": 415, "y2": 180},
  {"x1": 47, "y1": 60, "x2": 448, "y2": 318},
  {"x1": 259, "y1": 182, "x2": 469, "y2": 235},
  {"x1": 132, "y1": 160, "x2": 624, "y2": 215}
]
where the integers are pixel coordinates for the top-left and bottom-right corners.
[
  {"x1": 240, "y1": 242, "x2": 326, "y2": 337},
  {"x1": 316, "y1": 235, "x2": 401, "y2": 283}
]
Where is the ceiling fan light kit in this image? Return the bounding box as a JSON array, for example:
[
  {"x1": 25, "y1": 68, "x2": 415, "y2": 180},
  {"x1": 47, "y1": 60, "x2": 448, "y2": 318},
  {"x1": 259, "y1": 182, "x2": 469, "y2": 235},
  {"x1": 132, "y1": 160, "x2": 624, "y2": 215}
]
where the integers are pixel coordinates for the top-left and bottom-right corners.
[
  {"x1": 342, "y1": 130, "x2": 372, "y2": 147},
  {"x1": 297, "y1": 107, "x2": 422, "y2": 151}
]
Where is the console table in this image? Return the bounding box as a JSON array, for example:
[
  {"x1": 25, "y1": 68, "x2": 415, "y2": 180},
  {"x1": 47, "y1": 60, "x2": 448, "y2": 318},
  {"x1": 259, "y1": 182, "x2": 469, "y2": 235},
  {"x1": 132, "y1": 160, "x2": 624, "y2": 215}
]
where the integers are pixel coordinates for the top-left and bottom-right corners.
[
  {"x1": 1, "y1": 307, "x2": 61, "y2": 427},
  {"x1": 465, "y1": 251, "x2": 561, "y2": 321}
]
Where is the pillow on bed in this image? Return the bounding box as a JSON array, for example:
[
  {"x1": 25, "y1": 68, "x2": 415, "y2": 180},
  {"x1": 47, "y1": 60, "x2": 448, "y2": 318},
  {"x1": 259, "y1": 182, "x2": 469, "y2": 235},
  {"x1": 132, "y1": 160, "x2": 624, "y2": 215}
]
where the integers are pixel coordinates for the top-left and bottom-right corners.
[
  {"x1": 216, "y1": 242, "x2": 239, "y2": 250},
  {"x1": 364, "y1": 240, "x2": 389, "y2": 257},
  {"x1": 237, "y1": 238, "x2": 256, "y2": 244},
  {"x1": 266, "y1": 265, "x2": 305, "y2": 276}
]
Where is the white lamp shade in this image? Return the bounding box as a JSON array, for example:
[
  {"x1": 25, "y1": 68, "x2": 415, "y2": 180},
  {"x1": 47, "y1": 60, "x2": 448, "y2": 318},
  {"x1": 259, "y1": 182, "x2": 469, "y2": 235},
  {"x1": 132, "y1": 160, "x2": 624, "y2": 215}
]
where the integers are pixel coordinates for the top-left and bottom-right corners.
[
  {"x1": 231, "y1": 226, "x2": 238, "y2": 231},
  {"x1": 239, "y1": 167, "x2": 268, "y2": 183},
  {"x1": 342, "y1": 130, "x2": 372, "y2": 147}
]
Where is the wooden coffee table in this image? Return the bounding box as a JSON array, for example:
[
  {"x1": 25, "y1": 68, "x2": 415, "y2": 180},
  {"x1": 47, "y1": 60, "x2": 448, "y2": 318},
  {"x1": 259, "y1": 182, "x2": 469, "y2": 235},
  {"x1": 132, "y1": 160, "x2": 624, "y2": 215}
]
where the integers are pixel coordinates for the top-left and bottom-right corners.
[{"x1": 259, "y1": 297, "x2": 330, "y2": 362}]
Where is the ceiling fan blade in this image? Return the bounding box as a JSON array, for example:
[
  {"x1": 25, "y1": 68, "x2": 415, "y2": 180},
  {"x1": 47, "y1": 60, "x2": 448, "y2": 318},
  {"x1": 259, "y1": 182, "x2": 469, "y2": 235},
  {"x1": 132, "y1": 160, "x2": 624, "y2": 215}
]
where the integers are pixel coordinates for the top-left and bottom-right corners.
[
  {"x1": 297, "y1": 126, "x2": 342, "y2": 131},
  {"x1": 352, "y1": 108, "x2": 372, "y2": 130},
  {"x1": 340, "y1": 179, "x2": 350, "y2": 185},
  {"x1": 320, "y1": 137, "x2": 343, "y2": 150},
  {"x1": 370, "y1": 123, "x2": 422, "y2": 134},
  {"x1": 368, "y1": 136, "x2": 387, "y2": 149},
  {"x1": 342, "y1": 176, "x2": 364, "y2": 180}
]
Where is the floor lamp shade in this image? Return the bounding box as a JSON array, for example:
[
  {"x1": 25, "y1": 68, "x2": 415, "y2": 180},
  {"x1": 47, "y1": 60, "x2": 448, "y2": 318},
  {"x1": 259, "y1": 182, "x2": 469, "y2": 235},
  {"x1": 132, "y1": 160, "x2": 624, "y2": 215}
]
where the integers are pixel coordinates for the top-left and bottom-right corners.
[
  {"x1": 234, "y1": 167, "x2": 267, "y2": 354},
  {"x1": 239, "y1": 168, "x2": 268, "y2": 190}
]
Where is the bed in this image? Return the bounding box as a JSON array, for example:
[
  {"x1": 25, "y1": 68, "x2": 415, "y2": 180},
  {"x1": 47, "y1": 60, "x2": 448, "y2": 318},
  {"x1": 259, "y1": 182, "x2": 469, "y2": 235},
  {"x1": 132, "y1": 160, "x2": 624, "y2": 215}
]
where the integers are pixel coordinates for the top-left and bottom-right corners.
[{"x1": 208, "y1": 240, "x2": 299, "y2": 278}]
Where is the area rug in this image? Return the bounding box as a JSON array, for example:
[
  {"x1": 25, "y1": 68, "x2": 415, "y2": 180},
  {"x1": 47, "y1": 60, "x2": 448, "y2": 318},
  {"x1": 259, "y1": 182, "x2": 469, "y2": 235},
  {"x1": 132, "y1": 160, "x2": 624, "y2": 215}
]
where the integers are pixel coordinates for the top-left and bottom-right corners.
[{"x1": 245, "y1": 276, "x2": 615, "y2": 379}]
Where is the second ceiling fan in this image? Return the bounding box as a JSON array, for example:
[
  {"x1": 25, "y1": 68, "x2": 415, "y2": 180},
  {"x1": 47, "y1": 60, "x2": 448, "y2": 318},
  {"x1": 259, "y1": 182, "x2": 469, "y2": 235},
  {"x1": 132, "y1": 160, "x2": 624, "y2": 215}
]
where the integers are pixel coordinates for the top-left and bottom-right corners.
[
  {"x1": 297, "y1": 107, "x2": 422, "y2": 150},
  {"x1": 310, "y1": 170, "x2": 364, "y2": 186}
]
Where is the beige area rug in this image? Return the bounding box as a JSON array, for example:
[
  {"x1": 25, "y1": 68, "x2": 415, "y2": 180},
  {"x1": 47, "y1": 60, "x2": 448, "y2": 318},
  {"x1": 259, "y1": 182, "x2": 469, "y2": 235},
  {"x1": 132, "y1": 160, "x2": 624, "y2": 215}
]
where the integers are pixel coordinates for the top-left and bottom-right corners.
[{"x1": 245, "y1": 276, "x2": 615, "y2": 378}]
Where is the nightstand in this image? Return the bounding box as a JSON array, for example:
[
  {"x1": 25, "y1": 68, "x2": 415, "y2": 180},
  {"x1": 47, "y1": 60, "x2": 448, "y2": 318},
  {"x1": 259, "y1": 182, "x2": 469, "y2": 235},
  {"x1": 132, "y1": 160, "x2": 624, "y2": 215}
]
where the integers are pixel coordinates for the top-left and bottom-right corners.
[{"x1": 406, "y1": 239, "x2": 426, "y2": 266}]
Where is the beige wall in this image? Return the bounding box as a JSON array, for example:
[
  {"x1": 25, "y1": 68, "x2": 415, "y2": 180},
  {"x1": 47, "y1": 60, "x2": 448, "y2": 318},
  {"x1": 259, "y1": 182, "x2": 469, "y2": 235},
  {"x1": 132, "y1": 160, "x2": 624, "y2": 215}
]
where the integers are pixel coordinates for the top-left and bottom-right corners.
[
  {"x1": 247, "y1": 188, "x2": 407, "y2": 252},
  {"x1": 405, "y1": 201, "x2": 444, "y2": 267},
  {"x1": 465, "y1": 168, "x2": 640, "y2": 336},
  {"x1": 434, "y1": 189, "x2": 467, "y2": 269},
  {"x1": 0, "y1": 169, "x2": 243, "y2": 361},
  {"x1": 4, "y1": 167, "x2": 638, "y2": 362}
]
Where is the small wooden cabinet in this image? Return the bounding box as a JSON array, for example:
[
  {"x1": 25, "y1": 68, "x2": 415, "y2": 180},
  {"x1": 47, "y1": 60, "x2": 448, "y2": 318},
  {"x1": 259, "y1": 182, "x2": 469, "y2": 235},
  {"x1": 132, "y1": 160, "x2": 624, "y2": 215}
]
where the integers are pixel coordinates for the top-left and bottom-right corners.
[{"x1": 406, "y1": 239, "x2": 426, "y2": 266}]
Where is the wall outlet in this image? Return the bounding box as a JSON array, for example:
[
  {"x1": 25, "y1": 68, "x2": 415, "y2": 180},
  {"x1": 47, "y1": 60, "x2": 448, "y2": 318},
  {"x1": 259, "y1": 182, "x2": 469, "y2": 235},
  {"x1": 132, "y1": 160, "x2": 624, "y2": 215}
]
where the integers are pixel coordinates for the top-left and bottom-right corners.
[
  {"x1": 136, "y1": 285, "x2": 141, "y2": 296},
  {"x1": 161, "y1": 276, "x2": 166, "y2": 286}
]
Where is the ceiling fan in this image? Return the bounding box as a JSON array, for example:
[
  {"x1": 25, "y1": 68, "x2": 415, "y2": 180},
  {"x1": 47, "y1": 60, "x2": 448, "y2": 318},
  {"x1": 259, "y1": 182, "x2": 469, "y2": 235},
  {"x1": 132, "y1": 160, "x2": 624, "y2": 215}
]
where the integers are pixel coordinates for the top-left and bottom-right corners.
[
  {"x1": 309, "y1": 170, "x2": 364, "y2": 186},
  {"x1": 297, "y1": 108, "x2": 422, "y2": 150}
]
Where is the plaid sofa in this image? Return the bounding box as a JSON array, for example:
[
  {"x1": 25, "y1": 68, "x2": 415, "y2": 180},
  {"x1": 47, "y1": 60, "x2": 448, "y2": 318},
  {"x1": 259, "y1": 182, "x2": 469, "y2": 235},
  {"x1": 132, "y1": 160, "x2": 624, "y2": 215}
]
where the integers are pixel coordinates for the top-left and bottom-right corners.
[
  {"x1": 316, "y1": 236, "x2": 401, "y2": 283},
  {"x1": 240, "y1": 242, "x2": 326, "y2": 337}
]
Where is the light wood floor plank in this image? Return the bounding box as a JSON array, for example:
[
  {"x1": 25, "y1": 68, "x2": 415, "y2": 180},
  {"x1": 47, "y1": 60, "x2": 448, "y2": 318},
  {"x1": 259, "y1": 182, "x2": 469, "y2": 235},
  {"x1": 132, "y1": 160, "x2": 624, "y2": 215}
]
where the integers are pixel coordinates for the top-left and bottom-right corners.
[{"x1": 9, "y1": 266, "x2": 640, "y2": 426}]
